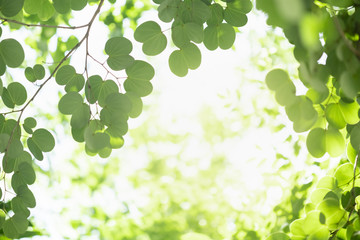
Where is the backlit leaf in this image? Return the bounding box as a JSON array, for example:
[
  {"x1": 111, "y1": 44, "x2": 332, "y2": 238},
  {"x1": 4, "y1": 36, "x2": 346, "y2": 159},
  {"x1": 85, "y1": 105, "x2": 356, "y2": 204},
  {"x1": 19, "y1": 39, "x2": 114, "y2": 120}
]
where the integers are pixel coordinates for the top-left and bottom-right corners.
[
  {"x1": 0, "y1": 39, "x2": 24, "y2": 68},
  {"x1": 134, "y1": 21, "x2": 167, "y2": 56}
]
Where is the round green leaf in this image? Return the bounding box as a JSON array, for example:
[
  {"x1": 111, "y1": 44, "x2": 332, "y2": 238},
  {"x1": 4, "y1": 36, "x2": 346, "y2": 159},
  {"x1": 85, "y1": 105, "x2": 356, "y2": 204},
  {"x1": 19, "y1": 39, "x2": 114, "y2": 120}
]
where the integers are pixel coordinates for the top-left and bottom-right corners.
[
  {"x1": 285, "y1": 96, "x2": 318, "y2": 133},
  {"x1": 24, "y1": 67, "x2": 36, "y2": 82},
  {"x1": 105, "y1": 92, "x2": 132, "y2": 113},
  {"x1": 18, "y1": 162, "x2": 36, "y2": 185},
  {"x1": 325, "y1": 127, "x2": 345, "y2": 157},
  {"x1": 105, "y1": 37, "x2": 134, "y2": 71},
  {"x1": 53, "y1": 0, "x2": 70, "y2": 13},
  {"x1": 126, "y1": 92, "x2": 143, "y2": 118},
  {"x1": 56, "y1": 65, "x2": 76, "y2": 85},
  {"x1": 85, "y1": 75, "x2": 103, "y2": 104},
  {"x1": 84, "y1": 131, "x2": 110, "y2": 152},
  {"x1": 204, "y1": 23, "x2": 235, "y2": 50},
  {"x1": 33, "y1": 64, "x2": 45, "y2": 80},
  {"x1": 27, "y1": 137, "x2": 44, "y2": 159},
  {"x1": 7, "y1": 82, "x2": 27, "y2": 106},
  {"x1": 126, "y1": 60, "x2": 155, "y2": 81},
  {"x1": 169, "y1": 43, "x2": 201, "y2": 77},
  {"x1": 3, "y1": 214, "x2": 28, "y2": 238},
  {"x1": 339, "y1": 100, "x2": 360, "y2": 125},
  {"x1": 58, "y1": 91, "x2": 83, "y2": 115},
  {"x1": 16, "y1": 185, "x2": 36, "y2": 208},
  {"x1": 98, "y1": 80, "x2": 119, "y2": 107},
  {"x1": 340, "y1": 71, "x2": 360, "y2": 99},
  {"x1": 207, "y1": 3, "x2": 224, "y2": 26},
  {"x1": 124, "y1": 80, "x2": 153, "y2": 97},
  {"x1": 306, "y1": 128, "x2": 326, "y2": 158},
  {"x1": 134, "y1": 21, "x2": 167, "y2": 56},
  {"x1": 0, "y1": 39, "x2": 24, "y2": 68},
  {"x1": 326, "y1": 103, "x2": 346, "y2": 129},
  {"x1": 70, "y1": 103, "x2": 90, "y2": 129},
  {"x1": 24, "y1": 0, "x2": 54, "y2": 21},
  {"x1": 0, "y1": 0, "x2": 24, "y2": 17},
  {"x1": 224, "y1": 0, "x2": 251, "y2": 27},
  {"x1": 12, "y1": 197, "x2": 30, "y2": 217},
  {"x1": 158, "y1": 0, "x2": 180, "y2": 22},
  {"x1": 65, "y1": 74, "x2": 85, "y2": 92},
  {"x1": 105, "y1": 37, "x2": 133, "y2": 56},
  {"x1": 0, "y1": 133, "x2": 9, "y2": 152},
  {"x1": 105, "y1": 128, "x2": 124, "y2": 149},
  {"x1": 24, "y1": 117, "x2": 36, "y2": 129},
  {"x1": 32, "y1": 128, "x2": 55, "y2": 152},
  {"x1": 71, "y1": 0, "x2": 87, "y2": 11},
  {"x1": 335, "y1": 163, "x2": 356, "y2": 187}
]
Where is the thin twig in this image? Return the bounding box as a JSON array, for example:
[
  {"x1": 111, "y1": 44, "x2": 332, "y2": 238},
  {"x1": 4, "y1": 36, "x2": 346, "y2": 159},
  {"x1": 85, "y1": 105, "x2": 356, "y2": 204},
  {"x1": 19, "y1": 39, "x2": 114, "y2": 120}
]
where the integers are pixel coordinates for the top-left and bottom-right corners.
[{"x1": 0, "y1": 17, "x2": 88, "y2": 29}]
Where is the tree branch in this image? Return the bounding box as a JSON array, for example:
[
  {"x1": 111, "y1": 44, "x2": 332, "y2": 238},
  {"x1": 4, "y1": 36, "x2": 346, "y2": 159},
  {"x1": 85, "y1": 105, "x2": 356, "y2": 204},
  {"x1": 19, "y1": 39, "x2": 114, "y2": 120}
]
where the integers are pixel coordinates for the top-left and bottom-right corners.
[{"x1": 0, "y1": 17, "x2": 89, "y2": 29}]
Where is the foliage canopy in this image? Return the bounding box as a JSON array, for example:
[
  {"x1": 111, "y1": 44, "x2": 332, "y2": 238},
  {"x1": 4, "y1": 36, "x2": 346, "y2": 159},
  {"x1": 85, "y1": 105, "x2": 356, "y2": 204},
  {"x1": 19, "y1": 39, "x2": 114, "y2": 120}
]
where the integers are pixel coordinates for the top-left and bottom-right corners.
[{"x1": 0, "y1": 0, "x2": 358, "y2": 239}]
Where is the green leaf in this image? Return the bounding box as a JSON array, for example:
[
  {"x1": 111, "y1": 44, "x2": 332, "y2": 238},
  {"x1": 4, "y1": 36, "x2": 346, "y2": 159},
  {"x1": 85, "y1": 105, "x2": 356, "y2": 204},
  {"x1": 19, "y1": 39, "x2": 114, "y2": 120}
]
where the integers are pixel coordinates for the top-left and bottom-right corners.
[
  {"x1": 84, "y1": 131, "x2": 110, "y2": 152},
  {"x1": 0, "y1": 209, "x2": 5, "y2": 228},
  {"x1": 105, "y1": 92, "x2": 132, "y2": 113},
  {"x1": 204, "y1": 23, "x2": 235, "y2": 50},
  {"x1": 56, "y1": 65, "x2": 76, "y2": 86},
  {"x1": 169, "y1": 43, "x2": 201, "y2": 77},
  {"x1": 318, "y1": 198, "x2": 347, "y2": 230},
  {"x1": 16, "y1": 185, "x2": 36, "y2": 208},
  {"x1": 71, "y1": 0, "x2": 87, "y2": 11},
  {"x1": 340, "y1": 71, "x2": 360, "y2": 99},
  {"x1": 98, "y1": 80, "x2": 119, "y2": 107},
  {"x1": 207, "y1": 3, "x2": 224, "y2": 26},
  {"x1": 23, "y1": 117, "x2": 36, "y2": 134},
  {"x1": 105, "y1": 128, "x2": 124, "y2": 149},
  {"x1": 0, "y1": 0, "x2": 24, "y2": 17},
  {"x1": 58, "y1": 91, "x2": 83, "y2": 115},
  {"x1": 0, "y1": 39, "x2": 24, "y2": 68},
  {"x1": 350, "y1": 124, "x2": 360, "y2": 151},
  {"x1": 224, "y1": 0, "x2": 251, "y2": 27},
  {"x1": 325, "y1": 127, "x2": 345, "y2": 157},
  {"x1": 85, "y1": 75, "x2": 103, "y2": 104},
  {"x1": 265, "y1": 69, "x2": 296, "y2": 106},
  {"x1": 124, "y1": 79, "x2": 153, "y2": 97},
  {"x1": 12, "y1": 197, "x2": 30, "y2": 217},
  {"x1": 126, "y1": 60, "x2": 155, "y2": 81},
  {"x1": 32, "y1": 128, "x2": 55, "y2": 152},
  {"x1": 24, "y1": 67, "x2": 36, "y2": 83},
  {"x1": 172, "y1": 22, "x2": 204, "y2": 48},
  {"x1": 285, "y1": 96, "x2": 318, "y2": 133},
  {"x1": 18, "y1": 162, "x2": 36, "y2": 185},
  {"x1": 27, "y1": 138, "x2": 43, "y2": 160},
  {"x1": 335, "y1": 163, "x2": 356, "y2": 187},
  {"x1": 3, "y1": 214, "x2": 28, "y2": 238},
  {"x1": 339, "y1": 100, "x2": 360, "y2": 125},
  {"x1": 53, "y1": 0, "x2": 71, "y2": 14},
  {"x1": 325, "y1": 103, "x2": 346, "y2": 129},
  {"x1": 105, "y1": 37, "x2": 134, "y2": 71},
  {"x1": 306, "y1": 128, "x2": 326, "y2": 158},
  {"x1": 70, "y1": 103, "x2": 90, "y2": 129},
  {"x1": 265, "y1": 232, "x2": 290, "y2": 240},
  {"x1": 7, "y1": 82, "x2": 27, "y2": 106},
  {"x1": 0, "y1": 133, "x2": 9, "y2": 152},
  {"x1": 65, "y1": 74, "x2": 85, "y2": 92},
  {"x1": 134, "y1": 21, "x2": 167, "y2": 56},
  {"x1": 24, "y1": 0, "x2": 55, "y2": 21},
  {"x1": 125, "y1": 92, "x2": 143, "y2": 118},
  {"x1": 180, "y1": 0, "x2": 211, "y2": 24},
  {"x1": 33, "y1": 64, "x2": 45, "y2": 80},
  {"x1": 158, "y1": 0, "x2": 180, "y2": 22}
]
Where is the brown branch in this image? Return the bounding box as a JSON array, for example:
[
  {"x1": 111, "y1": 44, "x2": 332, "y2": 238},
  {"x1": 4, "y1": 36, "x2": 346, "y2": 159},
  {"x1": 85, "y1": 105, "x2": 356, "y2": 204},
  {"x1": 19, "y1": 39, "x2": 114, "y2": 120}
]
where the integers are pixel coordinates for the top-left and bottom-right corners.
[
  {"x1": 333, "y1": 15, "x2": 360, "y2": 58},
  {"x1": 0, "y1": 17, "x2": 88, "y2": 29}
]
